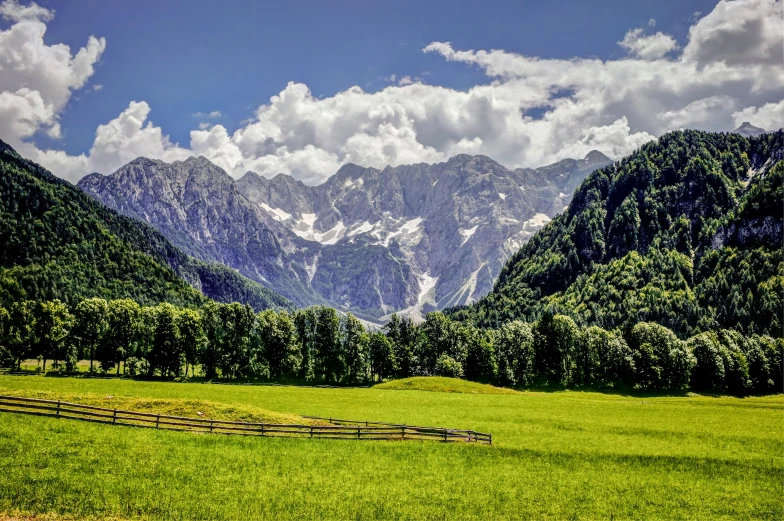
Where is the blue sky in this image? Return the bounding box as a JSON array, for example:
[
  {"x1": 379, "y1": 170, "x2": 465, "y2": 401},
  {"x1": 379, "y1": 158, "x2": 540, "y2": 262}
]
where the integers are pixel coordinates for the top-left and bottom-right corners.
[
  {"x1": 0, "y1": 0, "x2": 781, "y2": 183},
  {"x1": 39, "y1": 0, "x2": 718, "y2": 154}
]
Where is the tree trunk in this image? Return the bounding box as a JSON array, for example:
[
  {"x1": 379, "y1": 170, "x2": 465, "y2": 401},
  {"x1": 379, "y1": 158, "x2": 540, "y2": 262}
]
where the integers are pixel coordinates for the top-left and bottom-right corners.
[{"x1": 42, "y1": 358, "x2": 47, "y2": 373}]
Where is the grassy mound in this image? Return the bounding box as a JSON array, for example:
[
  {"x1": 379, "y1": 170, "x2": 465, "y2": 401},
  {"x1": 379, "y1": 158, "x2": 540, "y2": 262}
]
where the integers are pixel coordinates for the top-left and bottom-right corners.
[
  {"x1": 374, "y1": 376, "x2": 520, "y2": 395},
  {"x1": 0, "y1": 386, "x2": 322, "y2": 425}
]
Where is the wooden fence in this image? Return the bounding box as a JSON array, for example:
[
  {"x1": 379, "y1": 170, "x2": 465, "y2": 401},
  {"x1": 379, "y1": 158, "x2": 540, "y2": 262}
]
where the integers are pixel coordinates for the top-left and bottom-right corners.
[{"x1": 0, "y1": 395, "x2": 491, "y2": 444}]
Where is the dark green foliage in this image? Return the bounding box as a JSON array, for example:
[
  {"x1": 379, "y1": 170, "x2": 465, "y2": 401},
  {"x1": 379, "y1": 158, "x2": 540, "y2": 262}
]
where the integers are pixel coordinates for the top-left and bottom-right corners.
[
  {"x1": 533, "y1": 313, "x2": 580, "y2": 387},
  {"x1": 576, "y1": 326, "x2": 633, "y2": 388},
  {"x1": 447, "y1": 131, "x2": 783, "y2": 337},
  {"x1": 368, "y1": 332, "x2": 395, "y2": 382},
  {"x1": 463, "y1": 326, "x2": 496, "y2": 382},
  {"x1": 6, "y1": 300, "x2": 36, "y2": 369},
  {"x1": 149, "y1": 303, "x2": 182, "y2": 377},
  {"x1": 628, "y1": 323, "x2": 694, "y2": 391},
  {"x1": 102, "y1": 299, "x2": 140, "y2": 374},
  {"x1": 384, "y1": 314, "x2": 418, "y2": 378},
  {"x1": 495, "y1": 321, "x2": 535, "y2": 387},
  {"x1": 33, "y1": 299, "x2": 73, "y2": 371},
  {"x1": 256, "y1": 309, "x2": 300, "y2": 379},
  {"x1": 0, "y1": 139, "x2": 291, "y2": 312},
  {"x1": 313, "y1": 306, "x2": 342, "y2": 383},
  {"x1": 342, "y1": 314, "x2": 369, "y2": 384},
  {"x1": 292, "y1": 307, "x2": 318, "y2": 381},
  {"x1": 177, "y1": 308, "x2": 205, "y2": 377}
]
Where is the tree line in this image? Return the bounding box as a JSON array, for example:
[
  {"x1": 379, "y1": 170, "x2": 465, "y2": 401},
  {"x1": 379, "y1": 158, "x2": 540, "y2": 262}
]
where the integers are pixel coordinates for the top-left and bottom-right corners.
[{"x1": 1, "y1": 298, "x2": 781, "y2": 395}]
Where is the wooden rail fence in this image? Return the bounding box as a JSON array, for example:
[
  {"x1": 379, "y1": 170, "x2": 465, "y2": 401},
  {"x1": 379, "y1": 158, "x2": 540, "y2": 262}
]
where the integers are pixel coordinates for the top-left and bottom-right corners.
[{"x1": 0, "y1": 395, "x2": 491, "y2": 444}]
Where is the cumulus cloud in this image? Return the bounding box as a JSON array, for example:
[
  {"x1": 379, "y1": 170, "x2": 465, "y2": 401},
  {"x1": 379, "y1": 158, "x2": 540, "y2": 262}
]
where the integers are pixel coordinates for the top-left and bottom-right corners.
[
  {"x1": 0, "y1": 0, "x2": 52, "y2": 22},
  {"x1": 732, "y1": 100, "x2": 784, "y2": 131},
  {"x1": 2, "y1": 0, "x2": 783, "y2": 185},
  {"x1": 0, "y1": 0, "x2": 105, "y2": 180},
  {"x1": 619, "y1": 28, "x2": 679, "y2": 59},
  {"x1": 682, "y1": 0, "x2": 783, "y2": 66}
]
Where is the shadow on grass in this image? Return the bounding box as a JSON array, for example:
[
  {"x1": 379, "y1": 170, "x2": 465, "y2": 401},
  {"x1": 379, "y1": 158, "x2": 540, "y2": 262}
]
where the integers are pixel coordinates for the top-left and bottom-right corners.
[{"x1": 2, "y1": 369, "x2": 779, "y2": 398}]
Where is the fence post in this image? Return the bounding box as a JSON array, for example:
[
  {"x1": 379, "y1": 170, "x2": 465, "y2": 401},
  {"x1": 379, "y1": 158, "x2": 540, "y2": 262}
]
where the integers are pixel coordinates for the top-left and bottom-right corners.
[
  {"x1": 401, "y1": 426, "x2": 405, "y2": 439},
  {"x1": 310, "y1": 426, "x2": 313, "y2": 438},
  {"x1": 357, "y1": 427, "x2": 360, "y2": 439},
  {"x1": 443, "y1": 430, "x2": 447, "y2": 442},
  {"x1": 209, "y1": 420, "x2": 213, "y2": 433},
  {"x1": 56, "y1": 400, "x2": 60, "y2": 417},
  {"x1": 261, "y1": 424, "x2": 265, "y2": 437},
  {"x1": 113, "y1": 409, "x2": 117, "y2": 424},
  {"x1": 155, "y1": 415, "x2": 159, "y2": 429}
]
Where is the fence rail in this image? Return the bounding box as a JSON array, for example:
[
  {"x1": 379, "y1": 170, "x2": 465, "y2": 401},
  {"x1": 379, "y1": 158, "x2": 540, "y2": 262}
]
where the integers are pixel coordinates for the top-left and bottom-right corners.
[{"x1": 0, "y1": 395, "x2": 491, "y2": 444}]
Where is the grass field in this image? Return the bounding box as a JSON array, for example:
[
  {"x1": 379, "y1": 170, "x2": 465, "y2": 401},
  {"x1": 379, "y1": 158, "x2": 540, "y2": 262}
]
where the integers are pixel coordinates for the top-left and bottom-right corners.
[{"x1": 0, "y1": 375, "x2": 781, "y2": 520}]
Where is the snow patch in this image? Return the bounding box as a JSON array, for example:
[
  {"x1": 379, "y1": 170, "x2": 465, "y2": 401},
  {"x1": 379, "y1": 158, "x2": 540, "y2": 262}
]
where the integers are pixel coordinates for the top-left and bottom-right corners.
[
  {"x1": 259, "y1": 203, "x2": 293, "y2": 222},
  {"x1": 459, "y1": 225, "x2": 478, "y2": 246},
  {"x1": 525, "y1": 213, "x2": 551, "y2": 228},
  {"x1": 383, "y1": 217, "x2": 423, "y2": 246},
  {"x1": 348, "y1": 220, "x2": 374, "y2": 236},
  {"x1": 292, "y1": 215, "x2": 347, "y2": 245}
]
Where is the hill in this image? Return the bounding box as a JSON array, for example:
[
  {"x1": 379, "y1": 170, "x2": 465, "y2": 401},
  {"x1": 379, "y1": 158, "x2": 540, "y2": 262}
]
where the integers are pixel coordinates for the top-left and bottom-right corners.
[
  {"x1": 447, "y1": 130, "x2": 783, "y2": 337},
  {"x1": 0, "y1": 140, "x2": 290, "y2": 311}
]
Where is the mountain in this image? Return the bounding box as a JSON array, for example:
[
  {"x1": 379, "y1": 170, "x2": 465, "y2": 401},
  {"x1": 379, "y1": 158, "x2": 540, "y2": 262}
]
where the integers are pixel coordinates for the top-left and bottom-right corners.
[
  {"x1": 80, "y1": 151, "x2": 610, "y2": 320},
  {"x1": 236, "y1": 151, "x2": 613, "y2": 319},
  {"x1": 732, "y1": 122, "x2": 767, "y2": 138},
  {"x1": 0, "y1": 139, "x2": 291, "y2": 311},
  {"x1": 447, "y1": 130, "x2": 783, "y2": 338},
  {"x1": 78, "y1": 156, "x2": 318, "y2": 307}
]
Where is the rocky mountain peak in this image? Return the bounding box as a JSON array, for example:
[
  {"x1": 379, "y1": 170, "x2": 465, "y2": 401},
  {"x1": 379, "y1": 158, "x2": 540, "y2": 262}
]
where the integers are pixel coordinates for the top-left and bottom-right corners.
[
  {"x1": 583, "y1": 150, "x2": 612, "y2": 166},
  {"x1": 732, "y1": 122, "x2": 767, "y2": 138}
]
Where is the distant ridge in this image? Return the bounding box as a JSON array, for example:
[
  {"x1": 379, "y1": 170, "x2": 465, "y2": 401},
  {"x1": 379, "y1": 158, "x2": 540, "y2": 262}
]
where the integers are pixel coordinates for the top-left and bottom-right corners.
[
  {"x1": 79, "y1": 150, "x2": 612, "y2": 320},
  {"x1": 0, "y1": 139, "x2": 291, "y2": 311},
  {"x1": 732, "y1": 121, "x2": 767, "y2": 138}
]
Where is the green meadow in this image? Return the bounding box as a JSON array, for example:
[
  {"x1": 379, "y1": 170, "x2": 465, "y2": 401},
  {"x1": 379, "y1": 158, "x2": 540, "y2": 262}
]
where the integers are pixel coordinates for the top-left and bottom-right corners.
[{"x1": 0, "y1": 375, "x2": 781, "y2": 520}]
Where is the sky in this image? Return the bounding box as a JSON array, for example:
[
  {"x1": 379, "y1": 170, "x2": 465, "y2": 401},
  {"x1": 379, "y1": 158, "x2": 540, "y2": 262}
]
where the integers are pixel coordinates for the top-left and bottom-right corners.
[{"x1": 0, "y1": 0, "x2": 782, "y2": 184}]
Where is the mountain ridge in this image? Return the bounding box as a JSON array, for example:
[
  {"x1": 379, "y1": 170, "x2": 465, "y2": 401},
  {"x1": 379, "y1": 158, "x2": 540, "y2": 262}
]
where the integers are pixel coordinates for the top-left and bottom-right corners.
[
  {"x1": 78, "y1": 150, "x2": 612, "y2": 320},
  {"x1": 446, "y1": 129, "x2": 783, "y2": 337},
  {"x1": 0, "y1": 138, "x2": 292, "y2": 311}
]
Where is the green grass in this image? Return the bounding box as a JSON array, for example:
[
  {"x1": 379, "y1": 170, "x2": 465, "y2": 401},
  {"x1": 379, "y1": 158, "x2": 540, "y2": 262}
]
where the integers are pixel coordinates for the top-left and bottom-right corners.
[
  {"x1": 374, "y1": 376, "x2": 520, "y2": 394},
  {"x1": 0, "y1": 375, "x2": 781, "y2": 520}
]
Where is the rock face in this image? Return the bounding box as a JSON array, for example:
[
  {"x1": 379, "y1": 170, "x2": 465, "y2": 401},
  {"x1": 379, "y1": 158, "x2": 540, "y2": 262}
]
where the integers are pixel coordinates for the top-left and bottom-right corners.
[
  {"x1": 79, "y1": 151, "x2": 612, "y2": 320},
  {"x1": 732, "y1": 122, "x2": 767, "y2": 138}
]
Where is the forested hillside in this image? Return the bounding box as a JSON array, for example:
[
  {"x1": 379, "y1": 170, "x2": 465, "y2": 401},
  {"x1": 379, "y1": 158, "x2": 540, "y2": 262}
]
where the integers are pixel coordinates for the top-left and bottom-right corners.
[
  {"x1": 0, "y1": 140, "x2": 290, "y2": 311},
  {"x1": 448, "y1": 130, "x2": 783, "y2": 337}
]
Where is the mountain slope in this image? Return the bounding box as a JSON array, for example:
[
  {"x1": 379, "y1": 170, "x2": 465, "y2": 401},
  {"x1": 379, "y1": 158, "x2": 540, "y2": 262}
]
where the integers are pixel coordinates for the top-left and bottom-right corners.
[
  {"x1": 237, "y1": 151, "x2": 612, "y2": 318},
  {"x1": 78, "y1": 156, "x2": 317, "y2": 307},
  {"x1": 447, "y1": 130, "x2": 783, "y2": 337},
  {"x1": 0, "y1": 139, "x2": 291, "y2": 311},
  {"x1": 79, "y1": 151, "x2": 610, "y2": 319}
]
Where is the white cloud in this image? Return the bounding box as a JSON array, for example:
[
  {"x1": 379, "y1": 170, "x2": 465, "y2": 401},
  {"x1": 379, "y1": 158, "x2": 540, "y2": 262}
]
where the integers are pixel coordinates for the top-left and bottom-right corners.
[
  {"x1": 682, "y1": 0, "x2": 783, "y2": 66},
  {"x1": 732, "y1": 100, "x2": 784, "y2": 131},
  {"x1": 0, "y1": 0, "x2": 104, "y2": 166},
  {"x1": 0, "y1": 0, "x2": 52, "y2": 22},
  {"x1": 619, "y1": 28, "x2": 679, "y2": 59},
  {"x1": 92, "y1": 84, "x2": 103, "y2": 91},
  {"x1": 2, "y1": 0, "x2": 783, "y2": 186},
  {"x1": 193, "y1": 110, "x2": 222, "y2": 119}
]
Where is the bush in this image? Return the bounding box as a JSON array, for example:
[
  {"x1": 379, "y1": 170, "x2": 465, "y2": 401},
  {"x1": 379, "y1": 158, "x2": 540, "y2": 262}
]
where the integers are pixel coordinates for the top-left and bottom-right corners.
[{"x1": 435, "y1": 354, "x2": 463, "y2": 378}]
